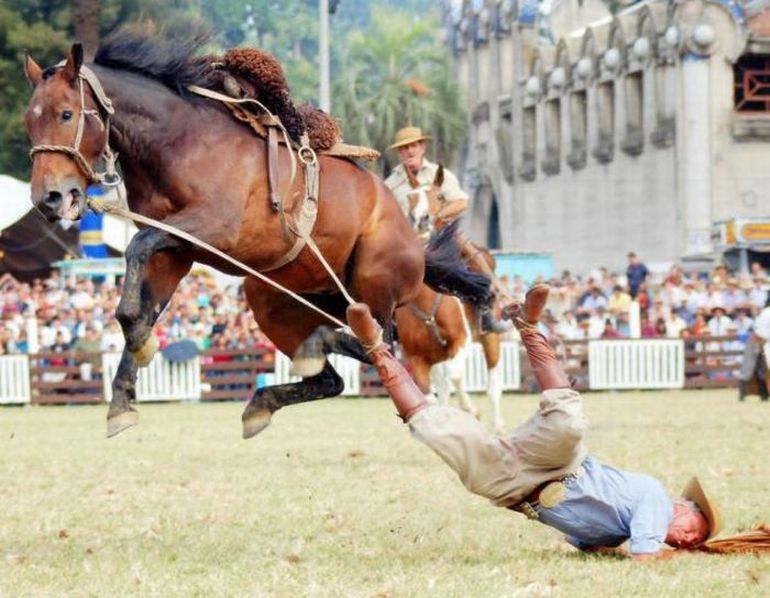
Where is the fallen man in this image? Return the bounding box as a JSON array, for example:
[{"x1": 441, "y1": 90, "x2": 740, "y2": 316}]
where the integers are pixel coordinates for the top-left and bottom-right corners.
[{"x1": 346, "y1": 285, "x2": 721, "y2": 560}]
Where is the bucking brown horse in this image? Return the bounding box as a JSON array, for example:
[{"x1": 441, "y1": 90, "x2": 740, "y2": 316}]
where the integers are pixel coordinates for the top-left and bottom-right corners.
[{"x1": 22, "y1": 31, "x2": 490, "y2": 439}]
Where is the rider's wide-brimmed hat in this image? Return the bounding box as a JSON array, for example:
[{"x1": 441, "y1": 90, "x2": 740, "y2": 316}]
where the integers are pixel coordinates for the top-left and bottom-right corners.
[
  {"x1": 389, "y1": 126, "x2": 430, "y2": 149},
  {"x1": 681, "y1": 476, "x2": 721, "y2": 545}
]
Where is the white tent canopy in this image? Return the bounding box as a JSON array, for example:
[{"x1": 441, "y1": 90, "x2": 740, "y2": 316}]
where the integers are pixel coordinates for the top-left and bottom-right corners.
[{"x1": 0, "y1": 174, "x2": 33, "y2": 232}]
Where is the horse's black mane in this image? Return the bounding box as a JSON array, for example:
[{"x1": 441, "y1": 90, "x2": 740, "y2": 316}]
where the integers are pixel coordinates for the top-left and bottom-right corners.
[{"x1": 94, "y1": 28, "x2": 217, "y2": 95}]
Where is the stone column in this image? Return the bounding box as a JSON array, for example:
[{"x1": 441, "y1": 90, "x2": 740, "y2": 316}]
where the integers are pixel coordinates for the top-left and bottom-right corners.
[{"x1": 679, "y1": 55, "x2": 713, "y2": 256}]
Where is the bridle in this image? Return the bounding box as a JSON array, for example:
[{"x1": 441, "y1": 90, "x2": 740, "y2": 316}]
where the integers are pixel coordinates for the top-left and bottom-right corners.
[
  {"x1": 29, "y1": 64, "x2": 121, "y2": 188},
  {"x1": 407, "y1": 182, "x2": 445, "y2": 234}
]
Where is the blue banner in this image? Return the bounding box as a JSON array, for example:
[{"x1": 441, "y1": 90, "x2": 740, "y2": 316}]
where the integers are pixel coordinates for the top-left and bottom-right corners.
[{"x1": 80, "y1": 185, "x2": 109, "y2": 258}]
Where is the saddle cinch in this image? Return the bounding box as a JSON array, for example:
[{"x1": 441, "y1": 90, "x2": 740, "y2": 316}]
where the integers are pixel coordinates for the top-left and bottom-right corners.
[{"x1": 189, "y1": 47, "x2": 380, "y2": 272}]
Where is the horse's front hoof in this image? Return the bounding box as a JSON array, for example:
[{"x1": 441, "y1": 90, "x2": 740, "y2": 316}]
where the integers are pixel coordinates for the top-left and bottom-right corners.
[
  {"x1": 289, "y1": 356, "x2": 326, "y2": 378},
  {"x1": 242, "y1": 407, "x2": 272, "y2": 439},
  {"x1": 131, "y1": 335, "x2": 158, "y2": 367},
  {"x1": 106, "y1": 409, "x2": 139, "y2": 438}
]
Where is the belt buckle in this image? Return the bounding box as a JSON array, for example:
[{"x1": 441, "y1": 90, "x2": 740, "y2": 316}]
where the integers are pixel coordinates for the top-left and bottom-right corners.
[{"x1": 539, "y1": 480, "x2": 567, "y2": 509}]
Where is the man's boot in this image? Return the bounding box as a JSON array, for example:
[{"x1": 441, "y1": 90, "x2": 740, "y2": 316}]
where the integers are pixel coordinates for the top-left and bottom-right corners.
[
  {"x1": 346, "y1": 303, "x2": 428, "y2": 421},
  {"x1": 502, "y1": 284, "x2": 570, "y2": 391},
  {"x1": 480, "y1": 303, "x2": 512, "y2": 334}
]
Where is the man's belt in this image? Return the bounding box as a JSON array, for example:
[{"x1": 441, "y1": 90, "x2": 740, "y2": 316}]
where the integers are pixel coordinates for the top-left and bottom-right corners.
[{"x1": 509, "y1": 467, "x2": 585, "y2": 521}]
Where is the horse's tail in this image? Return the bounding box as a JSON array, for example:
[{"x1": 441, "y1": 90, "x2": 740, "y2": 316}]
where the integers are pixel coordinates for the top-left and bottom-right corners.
[{"x1": 423, "y1": 221, "x2": 491, "y2": 308}]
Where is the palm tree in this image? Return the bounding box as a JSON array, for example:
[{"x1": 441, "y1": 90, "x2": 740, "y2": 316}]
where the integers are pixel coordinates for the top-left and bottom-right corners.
[{"x1": 333, "y1": 8, "x2": 466, "y2": 172}]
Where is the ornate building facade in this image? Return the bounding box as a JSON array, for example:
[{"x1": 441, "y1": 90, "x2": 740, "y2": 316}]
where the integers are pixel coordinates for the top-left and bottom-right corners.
[{"x1": 451, "y1": 0, "x2": 770, "y2": 272}]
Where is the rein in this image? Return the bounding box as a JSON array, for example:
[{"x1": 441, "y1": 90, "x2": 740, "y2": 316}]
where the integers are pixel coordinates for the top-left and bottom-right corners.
[
  {"x1": 87, "y1": 195, "x2": 349, "y2": 329},
  {"x1": 31, "y1": 64, "x2": 356, "y2": 328}
]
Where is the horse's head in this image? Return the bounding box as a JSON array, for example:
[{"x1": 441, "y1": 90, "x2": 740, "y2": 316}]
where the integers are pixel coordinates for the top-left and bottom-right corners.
[
  {"x1": 406, "y1": 164, "x2": 445, "y2": 234},
  {"x1": 23, "y1": 43, "x2": 109, "y2": 221}
]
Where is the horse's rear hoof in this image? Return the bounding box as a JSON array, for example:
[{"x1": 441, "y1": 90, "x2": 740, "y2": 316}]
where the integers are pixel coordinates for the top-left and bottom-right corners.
[
  {"x1": 131, "y1": 335, "x2": 158, "y2": 367},
  {"x1": 106, "y1": 409, "x2": 139, "y2": 438},
  {"x1": 242, "y1": 407, "x2": 272, "y2": 439},
  {"x1": 290, "y1": 356, "x2": 326, "y2": 378}
]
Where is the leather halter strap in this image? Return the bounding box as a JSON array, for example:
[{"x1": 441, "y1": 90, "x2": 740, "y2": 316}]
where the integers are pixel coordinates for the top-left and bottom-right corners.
[
  {"x1": 408, "y1": 293, "x2": 448, "y2": 348},
  {"x1": 29, "y1": 65, "x2": 118, "y2": 186}
]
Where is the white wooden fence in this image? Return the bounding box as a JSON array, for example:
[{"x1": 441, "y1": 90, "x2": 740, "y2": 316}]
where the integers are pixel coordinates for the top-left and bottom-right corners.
[
  {"x1": 0, "y1": 355, "x2": 31, "y2": 404},
  {"x1": 101, "y1": 352, "x2": 202, "y2": 402},
  {"x1": 0, "y1": 339, "x2": 693, "y2": 404},
  {"x1": 464, "y1": 342, "x2": 521, "y2": 392},
  {"x1": 588, "y1": 340, "x2": 685, "y2": 390}
]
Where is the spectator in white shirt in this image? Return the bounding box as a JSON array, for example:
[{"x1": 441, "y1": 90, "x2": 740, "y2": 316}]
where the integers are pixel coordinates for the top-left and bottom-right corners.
[
  {"x1": 555, "y1": 310, "x2": 581, "y2": 340},
  {"x1": 580, "y1": 286, "x2": 607, "y2": 314},
  {"x1": 721, "y1": 279, "x2": 746, "y2": 314},
  {"x1": 707, "y1": 306, "x2": 733, "y2": 337},
  {"x1": 748, "y1": 278, "x2": 768, "y2": 313},
  {"x1": 664, "y1": 309, "x2": 688, "y2": 339}
]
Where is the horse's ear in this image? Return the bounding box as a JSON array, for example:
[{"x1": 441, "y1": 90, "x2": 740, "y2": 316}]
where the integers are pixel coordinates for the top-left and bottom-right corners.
[
  {"x1": 62, "y1": 42, "x2": 84, "y2": 82},
  {"x1": 435, "y1": 164, "x2": 445, "y2": 187},
  {"x1": 24, "y1": 52, "x2": 43, "y2": 88}
]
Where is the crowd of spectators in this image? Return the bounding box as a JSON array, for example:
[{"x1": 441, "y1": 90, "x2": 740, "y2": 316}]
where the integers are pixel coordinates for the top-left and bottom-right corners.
[
  {"x1": 0, "y1": 269, "x2": 274, "y2": 358},
  {"x1": 499, "y1": 252, "x2": 767, "y2": 346},
  {"x1": 1, "y1": 251, "x2": 767, "y2": 359}
]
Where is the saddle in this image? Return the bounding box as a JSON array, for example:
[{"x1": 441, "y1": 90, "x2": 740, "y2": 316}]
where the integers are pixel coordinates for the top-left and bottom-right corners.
[
  {"x1": 209, "y1": 48, "x2": 379, "y2": 161},
  {"x1": 190, "y1": 48, "x2": 379, "y2": 272}
]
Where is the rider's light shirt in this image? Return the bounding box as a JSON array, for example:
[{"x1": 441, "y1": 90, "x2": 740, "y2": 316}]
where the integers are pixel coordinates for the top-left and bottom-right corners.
[{"x1": 384, "y1": 159, "x2": 468, "y2": 217}]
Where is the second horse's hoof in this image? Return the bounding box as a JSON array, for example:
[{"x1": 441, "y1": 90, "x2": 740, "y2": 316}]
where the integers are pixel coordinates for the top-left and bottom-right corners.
[
  {"x1": 106, "y1": 409, "x2": 139, "y2": 438},
  {"x1": 242, "y1": 408, "x2": 272, "y2": 439},
  {"x1": 131, "y1": 335, "x2": 159, "y2": 367}
]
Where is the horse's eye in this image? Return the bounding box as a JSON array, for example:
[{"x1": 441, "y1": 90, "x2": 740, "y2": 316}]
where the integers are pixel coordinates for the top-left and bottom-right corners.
[{"x1": 61, "y1": 110, "x2": 73, "y2": 122}]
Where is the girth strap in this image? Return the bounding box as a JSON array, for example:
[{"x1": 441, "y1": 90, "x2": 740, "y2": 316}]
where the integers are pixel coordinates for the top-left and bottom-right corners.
[{"x1": 408, "y1": 293, "x2": 448, "y2": 348}]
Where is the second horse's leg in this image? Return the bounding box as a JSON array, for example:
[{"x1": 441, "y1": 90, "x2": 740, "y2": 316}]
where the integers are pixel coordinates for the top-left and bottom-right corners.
[
  {"x1": 107, "y1": 229, "x2": 191, "y2": 437},
  {"x1": 481, "y1": 334, "x2": 505, "y2": 434}
]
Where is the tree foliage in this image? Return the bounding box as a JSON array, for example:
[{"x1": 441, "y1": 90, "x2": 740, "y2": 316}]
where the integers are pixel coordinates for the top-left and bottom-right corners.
[
  {"x1": 332, "y1": 7, "x2": 465, "y2": 171},
  {"x1": 0, "y1": 0, "x2": 464, "y2": 179}
]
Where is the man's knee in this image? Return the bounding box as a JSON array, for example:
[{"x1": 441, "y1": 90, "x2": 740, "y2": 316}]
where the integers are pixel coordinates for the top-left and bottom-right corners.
[
  {"x1": 546, "y1": 409, "x2": 587, "y2": 450},
  {"x1": 538, "y1": 388, "x2": 587, "y2": 447}
]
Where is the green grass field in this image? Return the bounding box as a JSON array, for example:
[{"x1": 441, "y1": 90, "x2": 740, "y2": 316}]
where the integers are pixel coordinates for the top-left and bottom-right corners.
[{"x1": 1, "y1": 390, "x2": 768, "y2": 597}]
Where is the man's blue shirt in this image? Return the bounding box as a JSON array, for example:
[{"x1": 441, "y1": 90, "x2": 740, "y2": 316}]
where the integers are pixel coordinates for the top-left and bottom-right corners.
[
  {"x1": 627, "y1": 263, "x2": 649, "y2": 290},
  {"x1": 535, "y1": 456, "x2": 673, "y2": 554}
]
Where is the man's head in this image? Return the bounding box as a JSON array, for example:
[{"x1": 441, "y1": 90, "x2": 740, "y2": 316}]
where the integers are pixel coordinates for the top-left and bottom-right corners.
[
  {"x1": 665, "y1": 500, "x2": 709, "y2": 549},
  {"x1": 627, "y1": 251, "x2": 639, "y2": 265},
  {"x1": 390, "y1": 126, "x2": 430, "y2": 174},
  {"x1": 665, "y1": 477, "x2": 720, "y2": 549}
]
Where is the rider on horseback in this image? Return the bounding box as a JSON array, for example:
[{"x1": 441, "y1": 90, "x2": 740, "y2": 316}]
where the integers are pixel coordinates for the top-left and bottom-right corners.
[{"x1": 385, "y1": 126, "x2": 509, "y2": 334}]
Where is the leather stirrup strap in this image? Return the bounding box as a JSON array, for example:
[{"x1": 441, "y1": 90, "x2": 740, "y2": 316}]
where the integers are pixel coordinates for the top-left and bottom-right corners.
[{"x1": 267, "y1": 126, "x2": 281, "y2": 212}]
